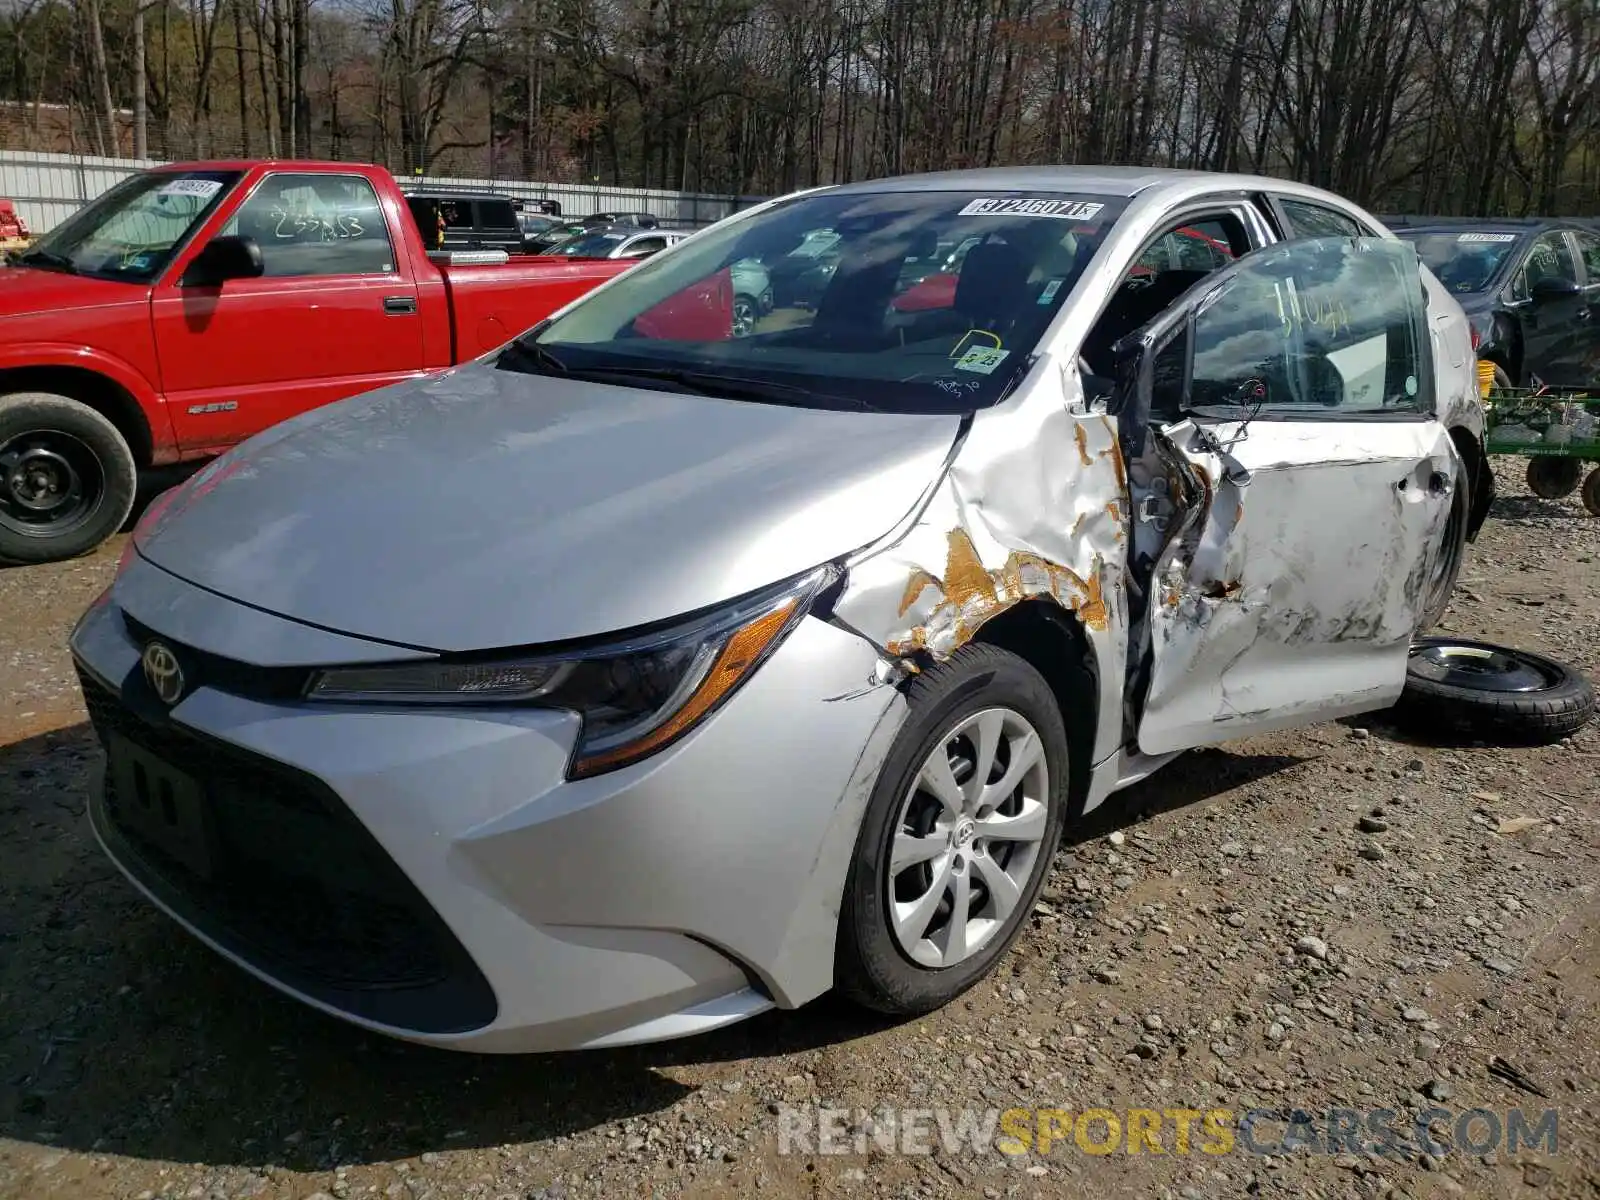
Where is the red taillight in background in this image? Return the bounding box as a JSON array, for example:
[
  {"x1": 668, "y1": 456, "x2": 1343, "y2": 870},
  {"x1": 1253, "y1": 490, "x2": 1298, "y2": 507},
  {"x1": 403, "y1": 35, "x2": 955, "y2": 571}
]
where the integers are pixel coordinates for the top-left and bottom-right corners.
[{"x1": 1470, "y1": 327, "x2": 1481, "y2": 351}]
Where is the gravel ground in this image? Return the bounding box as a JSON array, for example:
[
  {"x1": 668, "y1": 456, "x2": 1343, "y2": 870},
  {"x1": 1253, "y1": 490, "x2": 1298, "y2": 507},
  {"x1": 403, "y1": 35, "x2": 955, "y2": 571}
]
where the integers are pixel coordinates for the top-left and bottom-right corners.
[{"x1": 1, "y1": 456, "x2": 1597, "y2": 1200}]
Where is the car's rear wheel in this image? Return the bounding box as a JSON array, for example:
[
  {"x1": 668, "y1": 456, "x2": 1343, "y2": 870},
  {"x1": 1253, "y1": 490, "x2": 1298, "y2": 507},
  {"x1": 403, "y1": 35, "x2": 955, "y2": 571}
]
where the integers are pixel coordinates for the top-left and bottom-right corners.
[
  {"x1": 1526, "y1": 456, "x2": 1582, "y2": 499},
  {"x1": 836, "y1": 645, "x2": 1069, "y2": 1015},
  {"x1": 0, "y1": 393, "x2": 137, "y2": 565},
  {"x1": 1418, "y1": 455, "x2": 1470, "y2": 631}
]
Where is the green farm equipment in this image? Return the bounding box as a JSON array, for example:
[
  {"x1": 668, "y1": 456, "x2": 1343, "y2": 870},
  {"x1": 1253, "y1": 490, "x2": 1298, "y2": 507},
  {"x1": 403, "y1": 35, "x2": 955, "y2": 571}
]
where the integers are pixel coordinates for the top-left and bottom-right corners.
[{"x1": 1482, "y1": 383, "x2": 1600, "y2": 516}]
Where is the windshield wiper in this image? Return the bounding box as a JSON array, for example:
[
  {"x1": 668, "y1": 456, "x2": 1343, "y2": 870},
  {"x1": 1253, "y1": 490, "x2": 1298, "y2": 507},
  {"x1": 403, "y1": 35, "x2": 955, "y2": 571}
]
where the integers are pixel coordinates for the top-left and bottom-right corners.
[
  {"x1": 561, "y1": 365, "x2": 881, "y2": 412},
  {"x1": 498, "y1": 338, "x2": 568, "y2": 376},
  {"x1": 16, "y1": 248, "x2": 75, "y2": 273}
]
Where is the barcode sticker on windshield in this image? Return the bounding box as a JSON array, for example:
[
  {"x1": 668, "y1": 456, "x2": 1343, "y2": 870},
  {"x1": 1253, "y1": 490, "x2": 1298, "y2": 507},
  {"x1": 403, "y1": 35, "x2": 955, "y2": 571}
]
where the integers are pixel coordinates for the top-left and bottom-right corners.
[
  {"x1": 959, "y1": 198, "x2": 1105, "y2": 221},
  {"x1": 955, "y1": 346, "x2": 1009, "y2": 375},
  {"x1": 156, "y1": 178, "x2": 224, "y2": 199},
  {"x1": 1457, "y1": 232, "x2": 1517, "y2": 243}
]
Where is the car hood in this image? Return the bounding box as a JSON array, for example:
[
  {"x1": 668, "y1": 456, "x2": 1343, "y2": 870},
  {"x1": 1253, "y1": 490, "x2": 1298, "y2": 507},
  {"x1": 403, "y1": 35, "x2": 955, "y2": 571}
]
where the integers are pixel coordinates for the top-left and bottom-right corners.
[
  {"x1": 0, "y1": 265, "x2": 149, "y2": 319},
  {"x1": 135, "y1": 363, "x2": 961, "y2": 652}
]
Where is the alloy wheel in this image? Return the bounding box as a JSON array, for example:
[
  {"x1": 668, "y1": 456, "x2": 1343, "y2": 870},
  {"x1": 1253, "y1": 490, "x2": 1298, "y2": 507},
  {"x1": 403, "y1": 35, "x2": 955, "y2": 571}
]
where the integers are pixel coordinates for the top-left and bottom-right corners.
[{"x1": 888, "y1": 707, "x2": 1050, "y2": 969}]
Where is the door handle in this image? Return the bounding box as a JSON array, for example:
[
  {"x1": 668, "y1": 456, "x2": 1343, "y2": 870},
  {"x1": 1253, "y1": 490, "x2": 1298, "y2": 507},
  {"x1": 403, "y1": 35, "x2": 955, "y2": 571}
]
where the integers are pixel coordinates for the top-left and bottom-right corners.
[{"x1": 383, "y1": 295, "x2": 417, "y2": 315}]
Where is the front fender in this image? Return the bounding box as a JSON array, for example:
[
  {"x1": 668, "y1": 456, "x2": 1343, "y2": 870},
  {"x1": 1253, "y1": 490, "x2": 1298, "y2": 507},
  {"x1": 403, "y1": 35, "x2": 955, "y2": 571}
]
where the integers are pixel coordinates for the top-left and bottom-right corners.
[{"x1": 0, "y1": 341, "x2": 175, "y2": 460}]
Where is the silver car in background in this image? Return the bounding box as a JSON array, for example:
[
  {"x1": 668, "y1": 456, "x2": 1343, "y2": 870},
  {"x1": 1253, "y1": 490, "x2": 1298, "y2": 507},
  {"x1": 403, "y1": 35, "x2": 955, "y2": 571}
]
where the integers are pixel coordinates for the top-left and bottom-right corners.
[{"x1": 70, "y1": 166, "x2": 1490, "y2": 1052}]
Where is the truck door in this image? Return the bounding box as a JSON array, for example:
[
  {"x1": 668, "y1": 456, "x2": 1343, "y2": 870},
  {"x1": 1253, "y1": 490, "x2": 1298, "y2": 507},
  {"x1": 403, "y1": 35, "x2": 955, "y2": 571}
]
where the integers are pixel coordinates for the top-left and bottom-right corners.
[
  {"x1": 152, "y1": 171, "x2": 425, "y2": 452},
  {"x1": 1127, "y1": 237, "x2": 1459, "y2": 753}
]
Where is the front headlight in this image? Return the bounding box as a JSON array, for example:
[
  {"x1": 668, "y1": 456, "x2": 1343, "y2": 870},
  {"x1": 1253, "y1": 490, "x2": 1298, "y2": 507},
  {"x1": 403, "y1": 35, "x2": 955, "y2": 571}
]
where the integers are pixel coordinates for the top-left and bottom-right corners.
[{"x1": 305, "y1": 566, "x2": 836, "y2": 778}]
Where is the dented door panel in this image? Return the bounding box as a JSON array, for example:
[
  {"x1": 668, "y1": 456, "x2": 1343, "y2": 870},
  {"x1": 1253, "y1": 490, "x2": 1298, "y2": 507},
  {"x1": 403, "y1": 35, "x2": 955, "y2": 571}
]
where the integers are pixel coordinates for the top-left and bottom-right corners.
[{"x1": 1135, "y1": 417, "x2": 1456, "y2": 754}]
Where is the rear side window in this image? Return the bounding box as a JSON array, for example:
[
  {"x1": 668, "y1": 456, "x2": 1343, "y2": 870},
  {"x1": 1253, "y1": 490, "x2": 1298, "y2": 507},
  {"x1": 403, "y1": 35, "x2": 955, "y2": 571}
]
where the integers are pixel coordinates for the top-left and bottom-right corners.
[
  {"x1": 223, "y1": 173, "x2": 394, "y2": 277},
  {"x1": 1570, "y1": 231, "x2": 1600, "y2": 283},
  {"x1": 477, "y1": 200, "x2": 518, "y2": 230},
  {"x1": 1278, "y1": 198, "x2": 1367, "y2": 239}
]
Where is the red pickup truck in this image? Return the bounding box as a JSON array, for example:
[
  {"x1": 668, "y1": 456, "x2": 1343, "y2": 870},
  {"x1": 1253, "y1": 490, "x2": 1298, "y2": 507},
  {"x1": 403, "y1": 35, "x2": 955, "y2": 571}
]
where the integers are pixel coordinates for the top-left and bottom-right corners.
[{"x1": 0, "y1": 161, "x2": 633, "y2": 563}]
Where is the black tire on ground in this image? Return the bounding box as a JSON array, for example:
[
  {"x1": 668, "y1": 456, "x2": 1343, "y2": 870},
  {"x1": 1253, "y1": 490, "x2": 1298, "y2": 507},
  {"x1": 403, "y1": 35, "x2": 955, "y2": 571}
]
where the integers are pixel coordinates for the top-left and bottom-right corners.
[
  {"x1": 0, "y1": 392, "x2": 138, "y2": 565},
  {"x1": 1392, "y1": 637, "x2": 1596, "y2": 746},
  {"x1": 1583, "y1": 467, "x2": 1600, "y2": 518},
  {"x1": 1417, "y1": 451, "x2": 1471, "y2": 632},
  {"x1": 836, "y1": 644, "x2": 1072, "y2": 1016},
  {"x1": 1526, "y1": 456, "x2": 1582, "y2": 500}
]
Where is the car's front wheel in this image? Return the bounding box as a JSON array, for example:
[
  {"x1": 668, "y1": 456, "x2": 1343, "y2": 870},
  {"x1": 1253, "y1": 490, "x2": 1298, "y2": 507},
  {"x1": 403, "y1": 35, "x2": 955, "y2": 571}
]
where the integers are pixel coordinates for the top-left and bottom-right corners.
[{"x1": 836, "y1": 644, "x2": 1070, "y2": 1015}]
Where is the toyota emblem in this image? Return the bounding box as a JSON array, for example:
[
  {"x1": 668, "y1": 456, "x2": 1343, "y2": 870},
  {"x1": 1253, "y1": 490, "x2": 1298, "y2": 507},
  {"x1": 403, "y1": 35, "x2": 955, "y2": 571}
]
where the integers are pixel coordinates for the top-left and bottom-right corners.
[{"x1": 141, "y1": 641, "x2": 185, "y2": 705}]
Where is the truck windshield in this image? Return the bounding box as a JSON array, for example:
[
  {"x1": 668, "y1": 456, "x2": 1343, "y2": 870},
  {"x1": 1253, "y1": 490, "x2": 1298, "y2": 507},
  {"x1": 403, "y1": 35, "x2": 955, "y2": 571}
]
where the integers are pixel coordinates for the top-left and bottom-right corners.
[
  {"x1": 19, "y1": 169, "x2": 239, "y2": 282},
  {"x1": 516, "y1": 189, "x2": 1126, "y2": 414}
]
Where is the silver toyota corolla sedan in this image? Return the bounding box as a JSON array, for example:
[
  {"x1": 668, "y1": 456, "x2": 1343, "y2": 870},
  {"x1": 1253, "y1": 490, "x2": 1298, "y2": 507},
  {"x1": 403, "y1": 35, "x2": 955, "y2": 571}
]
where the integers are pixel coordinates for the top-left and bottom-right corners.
[{"x1": 70, "y1": 166, "x2": 1492, "y2": 1052}]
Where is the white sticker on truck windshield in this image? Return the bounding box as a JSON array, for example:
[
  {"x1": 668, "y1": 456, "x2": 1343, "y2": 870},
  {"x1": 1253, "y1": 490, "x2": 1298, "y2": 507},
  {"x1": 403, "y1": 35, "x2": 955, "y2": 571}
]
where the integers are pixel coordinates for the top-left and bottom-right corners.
[
  {"x1": 959, "y1": 198, "x2": 1105, "y2": 221},
  {"x1": 1456, "y1": 232, "x2": 1517, "y2": 243},
  {"x1": 156, "y1": 178, "x2": 224, "y2": 200}
]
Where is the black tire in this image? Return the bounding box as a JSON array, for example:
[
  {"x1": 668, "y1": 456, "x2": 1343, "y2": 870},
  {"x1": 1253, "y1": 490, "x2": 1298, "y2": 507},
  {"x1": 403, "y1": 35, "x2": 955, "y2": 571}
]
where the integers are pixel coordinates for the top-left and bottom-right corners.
[
  {"x1": 1392, "y1": 637, "x2": 1595, "y2": 746},
  {"x1": 1526, "y1": 457, "x2": 1582, "y2": 500},
  {"x1": 0, "y1": 392, "x2": 138, "y2": 565},
  {"x1": 836, "y1": 644, "x2": 1071, "y2": 1015},
  {"x1": 1583, "y1": 467, "x2": 1600, "y2": 518},
  {"x1": 1417, "y1": 452, "x2": 1470, "y2": 631}
]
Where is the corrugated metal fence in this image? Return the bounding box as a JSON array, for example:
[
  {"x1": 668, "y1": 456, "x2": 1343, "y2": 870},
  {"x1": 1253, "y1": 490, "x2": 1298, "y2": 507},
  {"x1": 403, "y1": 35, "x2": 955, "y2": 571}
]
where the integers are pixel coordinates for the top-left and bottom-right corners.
[{"x1": 0, "y1": 149, "x2": 763, "y2": 234}]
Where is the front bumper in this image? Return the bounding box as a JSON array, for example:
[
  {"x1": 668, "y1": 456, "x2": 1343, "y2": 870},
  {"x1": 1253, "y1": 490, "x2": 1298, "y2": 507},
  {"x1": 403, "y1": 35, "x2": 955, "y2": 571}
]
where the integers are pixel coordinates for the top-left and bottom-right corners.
[{"x1": 70, "y1": 556, "x2": 904, "y2": 1051}]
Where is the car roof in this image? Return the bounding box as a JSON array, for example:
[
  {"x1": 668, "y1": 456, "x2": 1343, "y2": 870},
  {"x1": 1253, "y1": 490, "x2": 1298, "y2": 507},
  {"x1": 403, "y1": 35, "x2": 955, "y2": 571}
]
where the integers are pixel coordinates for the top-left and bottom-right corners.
[{"x1": 819, "y1": 164, "x2": 1365, "y2": 205}]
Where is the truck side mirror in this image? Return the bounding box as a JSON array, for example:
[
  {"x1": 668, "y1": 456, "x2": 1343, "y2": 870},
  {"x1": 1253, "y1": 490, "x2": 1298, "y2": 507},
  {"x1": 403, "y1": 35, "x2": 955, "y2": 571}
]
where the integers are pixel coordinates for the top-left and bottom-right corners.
[{"x1": 183, "y1": 234, "x2": 264, "y2": 287}]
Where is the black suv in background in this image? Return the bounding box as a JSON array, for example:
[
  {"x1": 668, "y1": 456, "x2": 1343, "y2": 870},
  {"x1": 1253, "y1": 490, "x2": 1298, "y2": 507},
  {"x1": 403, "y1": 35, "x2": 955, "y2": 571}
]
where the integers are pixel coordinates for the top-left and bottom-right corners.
[
  {"x1": 401, "y1": 190, "x2": 526, "y2": 254},
  {"x1": 1391, "y1": 218, "x2": 1600, "y2": 391}
]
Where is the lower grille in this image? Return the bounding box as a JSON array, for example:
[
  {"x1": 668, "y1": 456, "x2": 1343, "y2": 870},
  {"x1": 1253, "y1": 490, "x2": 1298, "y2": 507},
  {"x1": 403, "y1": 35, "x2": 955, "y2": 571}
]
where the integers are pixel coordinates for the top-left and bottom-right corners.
[{"x1": 78, "y1": 664, "x2": 497, "y2": 1034}]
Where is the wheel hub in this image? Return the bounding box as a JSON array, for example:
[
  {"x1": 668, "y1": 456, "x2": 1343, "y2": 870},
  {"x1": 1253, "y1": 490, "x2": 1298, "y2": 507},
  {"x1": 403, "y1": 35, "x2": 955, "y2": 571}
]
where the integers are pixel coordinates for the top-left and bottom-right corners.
[
  {"x1": 0, "y1": 430, "x2": 100, "y2": 536},
  {"x1": 5, "y1": 447, "x2": 76, "y2": 514},
  {"x1": 887, "y1": 707, "x2": 1051, "y2": 969}
]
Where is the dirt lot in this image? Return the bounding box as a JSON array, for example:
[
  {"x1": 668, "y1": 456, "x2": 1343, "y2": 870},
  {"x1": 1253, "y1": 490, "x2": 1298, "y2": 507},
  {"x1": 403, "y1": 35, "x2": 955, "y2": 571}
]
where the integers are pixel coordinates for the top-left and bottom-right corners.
[{"x1": 1, "y1": 456, "x2": 1597, "y2": 1200}]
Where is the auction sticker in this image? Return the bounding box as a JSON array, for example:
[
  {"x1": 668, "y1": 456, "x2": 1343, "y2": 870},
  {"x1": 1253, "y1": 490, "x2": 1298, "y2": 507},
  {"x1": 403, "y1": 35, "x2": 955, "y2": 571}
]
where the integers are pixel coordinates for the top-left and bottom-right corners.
[
  {"x1": 955, "y1": 346, "x2": 1010, "y2": 374},
  {"x1": 959, "y1": 198, "x2": 1105, "y2": 221},
  {"x1": 157, "y1": 178, "x2": 224, "y2": 199},
  {"x1": 1457, "y1": 232, "x2": 1517, "y2": 243}
]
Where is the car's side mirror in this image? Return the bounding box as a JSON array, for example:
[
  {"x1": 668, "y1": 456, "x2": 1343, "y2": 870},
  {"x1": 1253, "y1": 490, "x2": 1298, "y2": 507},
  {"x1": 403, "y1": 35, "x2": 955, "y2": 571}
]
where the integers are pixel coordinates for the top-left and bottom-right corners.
[
  {"x1": 182, "y1": 234, "x2": 264, "y2": 287},
  {"x1": 1529, "y1": 275, "x2": 1580, "y2": 303}
]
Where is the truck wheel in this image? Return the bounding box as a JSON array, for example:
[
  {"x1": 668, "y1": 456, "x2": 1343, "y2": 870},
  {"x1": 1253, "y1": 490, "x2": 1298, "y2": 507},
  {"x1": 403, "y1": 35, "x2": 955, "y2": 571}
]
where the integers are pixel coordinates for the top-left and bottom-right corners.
[
  {"x1": 1393, "y1": 637, "x2": 1595, "y2": 746},
  {"x1": 1583, "y1": 468, "x2": 1600, "y2": 518},
  {"x1": 836, "y1": 644, "x2": 1070, "y2": 1015},
  {"x1": 0, "y1": 392, "x2": 137, "y2": 565},
  {"x1": 1526, "y1": 457, "x2": 1581, "y2": 499}
]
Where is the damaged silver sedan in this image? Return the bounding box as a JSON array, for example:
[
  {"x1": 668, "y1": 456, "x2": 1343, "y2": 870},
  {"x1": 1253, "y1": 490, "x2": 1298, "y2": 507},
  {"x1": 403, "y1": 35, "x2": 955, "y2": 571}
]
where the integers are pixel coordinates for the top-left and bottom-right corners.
[{"x1": 69, "y1": 167, "x2": 1492, "y2": 1051}]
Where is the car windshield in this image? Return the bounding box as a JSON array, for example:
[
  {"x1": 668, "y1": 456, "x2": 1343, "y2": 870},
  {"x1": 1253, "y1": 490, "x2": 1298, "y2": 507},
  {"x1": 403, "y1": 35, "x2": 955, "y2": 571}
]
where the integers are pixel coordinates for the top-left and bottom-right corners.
[
  {"x1": 1406, "y1": 230, "x2": 1522, "y2": 293},
  {"x1": 20, "y1": 169, "x2": 239, "y2": 282},
  {"x1": 549, "y1": 230, "x2": 631, "y2": 257},
  {"x1": 517, "y1": 189, "x2": 1126, "y2": 414}
]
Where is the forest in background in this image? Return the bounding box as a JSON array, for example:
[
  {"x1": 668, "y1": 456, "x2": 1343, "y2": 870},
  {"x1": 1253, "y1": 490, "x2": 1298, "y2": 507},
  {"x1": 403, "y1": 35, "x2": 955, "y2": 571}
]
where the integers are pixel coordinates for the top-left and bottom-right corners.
[{"x1": 0, "y1": 0, "x2": 1596, "y2": 213}]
